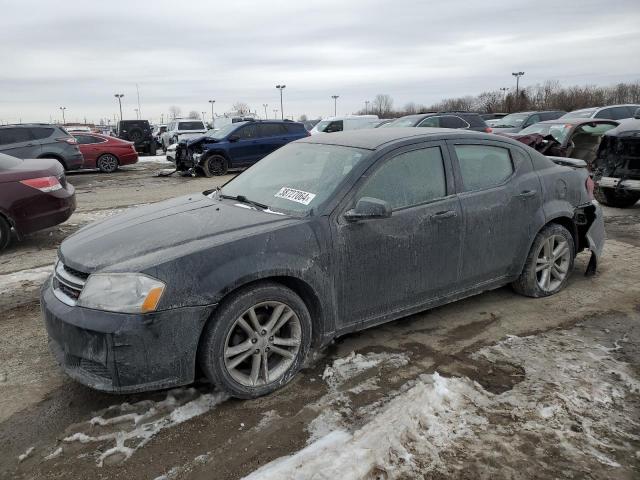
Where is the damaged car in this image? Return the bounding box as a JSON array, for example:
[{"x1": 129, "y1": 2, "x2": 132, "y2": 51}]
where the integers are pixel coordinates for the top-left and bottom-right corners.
[
  {"x1": 41, "y1": 128, "x2": 604, "y2": 398},
  {"x1": 590, "y1": 112, "x2": 640, "y2": 208},
  {"x1": 496, "y1": 119, "x2": 619, "y2": 164},
  {"x1": 172, "y1": 120, "x2": 308, "y2": 177}
]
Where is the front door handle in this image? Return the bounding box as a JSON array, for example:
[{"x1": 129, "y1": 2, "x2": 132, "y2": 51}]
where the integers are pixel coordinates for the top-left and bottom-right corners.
[
  {"x1": 517, "y1": 190, "x2": 537, "y2": 198},
  {"x1": 432, "y1": 210, "x2": 457, "y2": 221}
]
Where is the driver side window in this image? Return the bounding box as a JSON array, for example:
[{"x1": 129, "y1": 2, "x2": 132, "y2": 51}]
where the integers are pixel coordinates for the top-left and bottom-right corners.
[
  {"x1": 357, "y1": 147, "x2": 446, "y2": 210},
  {"x1": 237, "y1": 125, "x2": 257, "y2": 139}
]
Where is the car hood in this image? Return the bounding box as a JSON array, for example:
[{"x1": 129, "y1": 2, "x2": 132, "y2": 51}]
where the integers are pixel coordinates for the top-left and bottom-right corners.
[
  {"x1": 59, "y1": 194, "x2": 296, "y2": 272},
  {"x1": 490, "y1": 127, "x2": 520, "y2": 133}
]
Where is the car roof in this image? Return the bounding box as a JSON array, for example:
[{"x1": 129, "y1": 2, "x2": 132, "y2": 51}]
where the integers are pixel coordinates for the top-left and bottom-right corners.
[
  {"x1": 298, "y1": 127, "x2": 510, "y2": 150},
  {"x1": 0, "y1": 123, "x2": 59, "y2": 128},
  {"x1": 534, "y1": 118, "x2": 618, "y2": 126}
]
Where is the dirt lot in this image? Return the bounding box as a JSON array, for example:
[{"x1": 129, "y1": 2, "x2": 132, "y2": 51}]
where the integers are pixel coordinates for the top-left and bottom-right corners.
[{"x1": 1, "y1": 159, "x2": 639, "y2": 479}]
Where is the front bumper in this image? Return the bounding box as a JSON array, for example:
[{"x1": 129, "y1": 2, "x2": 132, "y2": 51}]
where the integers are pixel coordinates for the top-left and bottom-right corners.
[
  {"x1": 41, "y1": 278, "x2": 214, "y2": 393},
  {"x1": 598, "y1": 177, "x2": 640, "y2": 191}
]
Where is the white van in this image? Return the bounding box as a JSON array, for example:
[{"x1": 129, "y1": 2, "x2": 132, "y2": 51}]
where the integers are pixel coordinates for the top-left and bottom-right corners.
[{"x1": 310, "y1": 115, "x2": 379, "y2": 135}]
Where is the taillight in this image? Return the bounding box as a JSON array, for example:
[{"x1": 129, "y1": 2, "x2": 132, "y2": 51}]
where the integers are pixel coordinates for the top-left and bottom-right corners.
[
  {"x1": 586, "y1": 176, "x2": 595, "y2": 200},
  {"x1": 56, "y1": 137, "x2": 78, "y2": 145},
  {"x1": 20, "y1": 176, "x2": 62, "y2": 193},
  {"x1": 485, "y1": 127, "x2": 493, "y2": 133}
]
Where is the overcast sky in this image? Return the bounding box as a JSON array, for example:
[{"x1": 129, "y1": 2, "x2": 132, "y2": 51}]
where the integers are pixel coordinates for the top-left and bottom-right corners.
[{"x1": 1, "y1": 0, "x2": 639, "y2": 124}]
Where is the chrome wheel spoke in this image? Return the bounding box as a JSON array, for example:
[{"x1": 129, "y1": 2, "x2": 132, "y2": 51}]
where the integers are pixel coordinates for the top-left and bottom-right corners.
[
  {"x1": 261, "y1": 350, "x2": 270, "y2": 383},
  {"x1": 236, "y1": 318, "x2": 254, "y2": 336},
  {"x1": 249, "y1": 353, "x2": 261, "y2": 386},
  {"x1": 272, "y1": 336, "x2": 300, "y2": 347},
  {"x1": 247, "y1": 307, "x2": 261, "y2": 331},
  {"x1": 272, "y1": 311, "x2": 294, "y2": 334},
  {"x1": 264, "y1": 304, "x2": 286, "y2": 332},
  {"x1": 225, "y1": 339, "x2": 253, "y2": 357},
  {"x1": 270, "y1": 345, "x2": 295, "y2": 359},
  {"x1": 553, "y1": 243, "x2": 568, "y2": 260},
  {"x1": 226, "y1": 349, "x2": 254, "y2": 370}
]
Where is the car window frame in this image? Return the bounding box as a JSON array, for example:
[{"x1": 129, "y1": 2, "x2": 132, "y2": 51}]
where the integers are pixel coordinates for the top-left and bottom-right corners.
[
  {"x1": 334, "y1": 140, "x2": 457, "y2": 223},
  {"x1": 446, "y1": 139, "x2": 517, "y2": 194},
  {"x1": 440, "y1": 115, "x2": 471, "y2": 130}
]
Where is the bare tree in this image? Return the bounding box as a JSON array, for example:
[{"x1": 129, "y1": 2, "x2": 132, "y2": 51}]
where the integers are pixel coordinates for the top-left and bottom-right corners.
[
  {"x1": 187, "y1": 110, "x2": 200, "y2": 119},
  {"x1": 169, "y1": 106, "x2": 182, "y2": 119},
  {"x1": 372, "y1": 94, "x2": 394, "y2": 116},
  {"x1": 232, "y1": 102, "x2": 250, "y2": 115},
  {"x1": 298, "y1": 114, "x2": 308, "y2": 122}
]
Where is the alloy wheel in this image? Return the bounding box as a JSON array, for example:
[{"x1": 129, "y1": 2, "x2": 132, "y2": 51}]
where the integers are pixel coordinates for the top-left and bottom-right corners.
[
  {"x1": 98, "y1": 155, "x2": 118, "y2": 173},
  {"x1": 535, "y1": 234, "x2": 571, "y2": 292},
  {"x1": 224, "y1": 301, "x2": 302, "y2": 387}
]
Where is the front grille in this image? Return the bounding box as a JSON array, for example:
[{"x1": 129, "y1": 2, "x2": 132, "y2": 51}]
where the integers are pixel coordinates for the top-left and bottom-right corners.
[
  {"x1": 64, "y1": 353, "x2": 112, "y2": 380},
  {"x1": 53, "y1": 260, "x2": 88, "y2": 306}
]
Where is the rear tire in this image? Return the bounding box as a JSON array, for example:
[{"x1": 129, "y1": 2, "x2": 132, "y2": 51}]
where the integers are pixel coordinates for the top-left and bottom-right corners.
[
  {"x1": 148, "y1": 140, "x2": 157, "y2": 156},
  {"x1": 198, "y1": 282, "x2": 312, "y2": 398},
  {"x1": 0, "y1": 216, "x2": 12, "y2": 251},
  {"x1": 96, "y1": 154, "x2": 119, "y2": 173},
  {"x1": 202, "y1": 154, "x2": 228, "y2": 177},
  {"x1": 594, "y1": 186, "x2": 640, "y2": 208},
  {"x1": 512, "y1": 223, "x2": 575, "y2": 298}
]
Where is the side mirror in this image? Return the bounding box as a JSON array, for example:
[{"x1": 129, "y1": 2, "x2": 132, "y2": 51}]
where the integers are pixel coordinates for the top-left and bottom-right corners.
[
  {"x1": 344, "y1": 197, "x2": 392, "y2": 222},
  {"x1": 228, "y1": 135, "x2": 240, "y2": 142},
  {"x1": 634, "y1": 108, "x2": 640, "y2": 120}
]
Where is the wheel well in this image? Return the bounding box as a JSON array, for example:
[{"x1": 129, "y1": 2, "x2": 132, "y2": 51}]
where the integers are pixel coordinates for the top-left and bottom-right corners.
[{"x1": 546, "y1": 216, "x2": 579, "y2": 251}]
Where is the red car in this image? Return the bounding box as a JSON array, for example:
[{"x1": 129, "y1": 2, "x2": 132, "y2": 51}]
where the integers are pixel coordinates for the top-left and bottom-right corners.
[
  {"x1": 72, "y1": 133, "x2": 139, "y2": 173},
  {"x1": 0, "y1": 154, "x2": 76, "y2": 251}
]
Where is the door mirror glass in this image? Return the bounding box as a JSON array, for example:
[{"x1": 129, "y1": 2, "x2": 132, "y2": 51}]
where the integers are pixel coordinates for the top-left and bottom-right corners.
[
  {"x1": 634, "y1": 108, "x2": 640, "y2": 120},
  {"x1": 344, "y1": 197, "x2": 391, "y2": 222}
]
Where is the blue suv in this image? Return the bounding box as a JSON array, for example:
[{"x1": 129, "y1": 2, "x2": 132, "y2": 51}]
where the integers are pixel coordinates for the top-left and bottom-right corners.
[{"x1": 174, "y1": 120, "x2": 309, "y2": 176}]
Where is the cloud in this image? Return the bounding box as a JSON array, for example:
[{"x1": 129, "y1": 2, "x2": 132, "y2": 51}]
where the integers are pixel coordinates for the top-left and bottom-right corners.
[{"x1": 0, "y1": 0, "x2": 638, "y2": 123}]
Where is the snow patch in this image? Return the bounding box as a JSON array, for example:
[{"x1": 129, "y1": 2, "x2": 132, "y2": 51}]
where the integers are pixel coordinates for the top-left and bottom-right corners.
[
  {"x1": 138, "y1": 155, "x2": 171, "y2": 163},
  {"x1": 61, "y1": 387, "x2": 227, "y2": 466},
  {"x1": 43, "y1": 446, "x2": 63, "y2": 460},
  {"x1": 0, "y1": 266, "x2": 52, "y2": 296},
  {"x1": 17, "y1": 446, "x2": 34, "y2": 462},
  {"x1": 321, "y1": 351, "x2": 409, "y2": 389}
]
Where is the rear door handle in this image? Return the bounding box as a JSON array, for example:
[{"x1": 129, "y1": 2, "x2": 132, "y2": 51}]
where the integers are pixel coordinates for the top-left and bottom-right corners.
[
  {"x1": 517, "y1": 190, "x2": 537, "y2": 198},
  {"x1": 432, "y1": 210, "x2": 457, "y2": 221}
]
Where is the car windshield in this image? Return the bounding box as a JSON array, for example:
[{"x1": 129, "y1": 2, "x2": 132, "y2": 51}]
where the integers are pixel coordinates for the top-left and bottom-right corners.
[
  {"x1": 206, "y1": 123, "x2": 242, "y2": 140},
  {"x1": 561, "y1": 109, "x2": 597, "y2": 119},
  {"x1": 178, "y1": 122, "x2": 204, "y2": 130},
  {"x1": 518, "y1": 123, "x2": 573, "y2": 143},
  {"x1": 313, "y1": 120, "x2": 332, "y2": 132},
  {"x1": 218, "y1": 142, "x2": 370, "y2": 216},
  {"x1": 380, "y1": 117, "x2": 421, "y2": 127},
  {"x1": 494, "y1": 113, "x2": 529, "y2": 128}
]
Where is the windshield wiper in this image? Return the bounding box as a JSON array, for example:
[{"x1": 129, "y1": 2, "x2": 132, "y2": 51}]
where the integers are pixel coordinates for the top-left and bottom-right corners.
[{"x1": 219, "y1": 193, "x2": 270, "y2": 210}]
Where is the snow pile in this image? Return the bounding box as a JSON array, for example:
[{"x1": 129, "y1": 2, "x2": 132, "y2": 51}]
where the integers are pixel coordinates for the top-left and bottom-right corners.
[
  {"x1": 244, "y1": 372, "x2": 485, "y2": 479},
  {"x1": 17, "y1": 446, "x2": 35, "y2": 462},
  {"x1": 306, "y1": 351, "x2": 410, "y2": 443},
  {"x1": 245, "y1": 327, "x2": 640, "y2": 479},
  {"x1": 0, "y1": 266, "x2": 52, "y2": 297},
  {"x1": 60, "y1": 387, "x2": 227, "y2": 466},
  {"x1": 138, "y1": 155, "x2": 171, "y2": 164}
]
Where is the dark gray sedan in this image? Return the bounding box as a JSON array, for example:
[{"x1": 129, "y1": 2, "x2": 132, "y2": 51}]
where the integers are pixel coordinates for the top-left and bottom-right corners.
[{"x1": 42, "y1": 128, "x2": 604, "y2": 398}]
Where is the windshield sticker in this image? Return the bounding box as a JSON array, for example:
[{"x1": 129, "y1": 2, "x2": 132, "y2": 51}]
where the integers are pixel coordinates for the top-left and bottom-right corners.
[{"x1": 274, "y1": 187, "x2": 316, "y2": 205}]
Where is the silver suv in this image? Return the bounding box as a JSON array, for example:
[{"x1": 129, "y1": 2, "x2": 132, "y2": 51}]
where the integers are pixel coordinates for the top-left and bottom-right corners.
[
  {"x1": 0, "y1": 124, "x2": 84, "y2": 170},
  {"x1": 561, "y1": 104, "x2": 640, "y2": 121},
  {"x1": 160, "y1": 119, "x2": 207, "y2": 151}
]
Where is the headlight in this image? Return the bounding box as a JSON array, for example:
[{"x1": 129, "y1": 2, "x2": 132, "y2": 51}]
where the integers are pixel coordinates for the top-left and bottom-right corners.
[{"x1": 77, "y1": 273, "x2": 165, "y2": 314}]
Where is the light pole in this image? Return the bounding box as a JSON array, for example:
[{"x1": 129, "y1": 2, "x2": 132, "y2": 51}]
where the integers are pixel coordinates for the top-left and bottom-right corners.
[
  {"x1": 500, "y1": 87, "x2": 509, "y2": 112},
  {"x1": 512, "y1": 72, "x2": 524, "y2": 110},
  {"x1": 134, "y1": 108, "x2": 139, "y2": 120},
  {"x1": 275, "y1": 85, "x2": 286, "y2": 120},
  {"x1": 202, "y1": 111, "x2": 207, "y2": 125},
  {"x1": 59, "y1": 107, "x2": 66, "y2": 124},
  {"x1": 273, "y1": 109, "x2": 278, "y2": 119},
  {"x1": 331, "y1": 95, "x2": 339, "y2": 116},
  {"x1": 160, "y1": 113, "x2": 164, "y2": 124},
  {"x1": 365, "y1": 100, "x2": 370, "y2": 115},
  {"x1": 114, "y1": 94, "x2": 124, "y2": 121},
  {"x1": 263, "y1": 104, "x2": 268, "y2": 119},
  {"x1": 208, "y1": 99, "x2": 215, "y2": 125}
]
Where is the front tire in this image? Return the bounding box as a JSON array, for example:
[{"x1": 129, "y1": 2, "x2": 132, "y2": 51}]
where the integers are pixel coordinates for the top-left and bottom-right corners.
[
  {"x1": 96, "y1": 154, "x2": 119, "y2": 173},
  {"x1": 201, "y1": 154, "x2": 228, "y2": 177},
  {"x1": 594, "y1": 186, "x2": 640, "y2": 208},
  {"x1": 198, "y1": 282, "x2": 312, "y2": 398},
  {"x1": 512, "y1": 223, "x2": 575, "y2": 298}
]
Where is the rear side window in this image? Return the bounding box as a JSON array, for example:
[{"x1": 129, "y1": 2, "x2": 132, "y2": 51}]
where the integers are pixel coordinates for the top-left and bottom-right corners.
[
  {"x1": 455, "y1": 144, "x2": 513, "y2": 192},
  {"x1": 418, "y1": 116, "x2": 440, "y2": 127},
  {"x1": 441, "y1": 115, "x2": 470, "y2": 129},
  {"x1": 74, "y1": 134, "x2": 105, "y2": 144},
  {"x1": 358, "y1": 147, "x2": 447, "y2": 210},
  {"x1": 30, "y1": 127, "x2": 54, "y2": 140},
  {"x1": 595, "y1": 107, "x2": 631, "y2": 120},
  {"x1": 324, "y1": 121, "x2": 343, "y2": 133},
  {"x1": 178, "y1": 122, "x2": 204, "y2": 130},
  {"x1": 0, "y1": 128, "x2": 32, "y2": 145},
  {"x1": 258, "y1": 124, "x2": 286, "y2": 137},
  {"x1": 460, "y1": 114, "x2": 486, "y2": 127}
]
